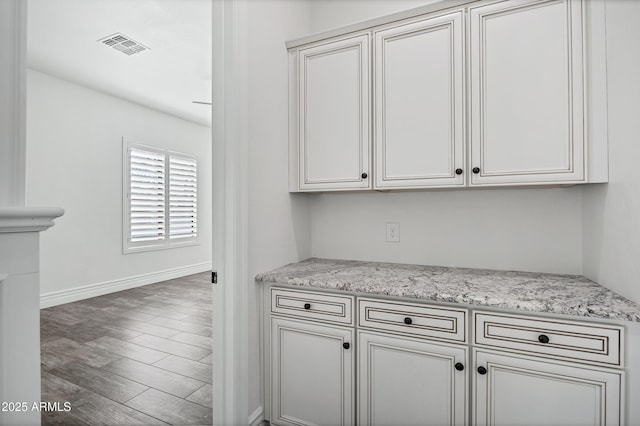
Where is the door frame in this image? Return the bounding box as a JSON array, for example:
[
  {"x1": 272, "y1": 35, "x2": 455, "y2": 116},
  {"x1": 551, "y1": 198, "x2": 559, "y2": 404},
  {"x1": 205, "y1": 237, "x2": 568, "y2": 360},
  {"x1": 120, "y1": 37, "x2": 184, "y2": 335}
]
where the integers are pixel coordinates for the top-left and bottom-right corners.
[{"x1": 211, "y1": 0, "x2": 250, "y2": 424}]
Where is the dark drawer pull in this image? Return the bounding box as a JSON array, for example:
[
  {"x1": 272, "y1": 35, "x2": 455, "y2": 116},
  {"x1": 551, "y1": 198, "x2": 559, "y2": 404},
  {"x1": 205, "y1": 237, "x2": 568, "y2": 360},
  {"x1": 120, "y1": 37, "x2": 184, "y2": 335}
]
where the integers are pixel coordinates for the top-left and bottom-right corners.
[
  {"x1": 404, "y1": 317, "x2": 413, "y2": 325},
  {"x1": 303, "y1": 303, "x2": 311, "y2": 310},
  {"x1": 538, "y1": 334, "x2": 550, "y2": 344}
]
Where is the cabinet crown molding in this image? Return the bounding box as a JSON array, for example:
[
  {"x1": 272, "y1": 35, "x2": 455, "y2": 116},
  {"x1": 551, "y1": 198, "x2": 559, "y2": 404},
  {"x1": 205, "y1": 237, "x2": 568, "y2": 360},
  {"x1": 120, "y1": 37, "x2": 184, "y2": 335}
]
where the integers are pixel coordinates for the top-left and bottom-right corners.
[{"x1": 286, "y1": 0, "x2": 474, "y2": 49}]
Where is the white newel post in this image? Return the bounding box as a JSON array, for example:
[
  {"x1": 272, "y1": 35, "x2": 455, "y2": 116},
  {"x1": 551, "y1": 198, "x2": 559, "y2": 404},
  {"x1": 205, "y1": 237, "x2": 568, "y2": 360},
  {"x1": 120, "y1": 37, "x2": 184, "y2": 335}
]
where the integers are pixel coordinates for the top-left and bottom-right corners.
[
  {"x1": 1, "y1": 1, "x2": 65, "y2": 425},
  {"x1": 0, "y1": 208, "x2": 64, "y2": 426}
]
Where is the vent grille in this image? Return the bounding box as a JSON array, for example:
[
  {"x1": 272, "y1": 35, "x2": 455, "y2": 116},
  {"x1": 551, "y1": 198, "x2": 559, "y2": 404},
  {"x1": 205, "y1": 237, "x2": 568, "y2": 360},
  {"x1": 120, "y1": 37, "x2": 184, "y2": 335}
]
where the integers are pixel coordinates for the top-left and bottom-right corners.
[{"x1": 98, "y1": 33, "x2": 150, "y2": 56}]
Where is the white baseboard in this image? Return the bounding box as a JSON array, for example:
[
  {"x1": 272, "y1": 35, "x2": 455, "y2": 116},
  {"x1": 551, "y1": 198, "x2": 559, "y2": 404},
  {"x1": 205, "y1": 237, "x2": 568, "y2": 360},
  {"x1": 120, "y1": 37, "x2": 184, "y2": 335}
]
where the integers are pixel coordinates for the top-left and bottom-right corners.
[
  {"x1": 40, "y1": 262, "x2": 212, "y2": 308},
  {"x1": 249, "y1": 405, "x2": 265, "y2": 426}
]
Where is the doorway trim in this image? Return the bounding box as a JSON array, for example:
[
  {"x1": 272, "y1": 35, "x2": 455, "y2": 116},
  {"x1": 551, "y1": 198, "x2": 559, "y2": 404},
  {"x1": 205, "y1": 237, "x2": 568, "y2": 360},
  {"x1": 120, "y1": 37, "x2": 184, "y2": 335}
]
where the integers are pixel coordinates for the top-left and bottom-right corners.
[{"x1": 211, "y1": 0, "x2": 250, "y2": 424}]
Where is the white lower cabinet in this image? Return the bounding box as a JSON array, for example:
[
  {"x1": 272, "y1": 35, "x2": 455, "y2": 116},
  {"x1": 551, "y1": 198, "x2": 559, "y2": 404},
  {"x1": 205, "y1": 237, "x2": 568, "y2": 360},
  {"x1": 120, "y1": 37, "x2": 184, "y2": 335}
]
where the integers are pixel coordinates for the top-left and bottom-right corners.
[
  {"x1": 266, "y1": 288, "x2": 626, "y2": 426},
  {"x1": 473, "y1": 349, "x2": 623, "y2": 426},
  {"x1": 271, "y1": 317, "x2": 355, "y2": 426},
  {"x1": 358, "y1": 331, "x2": 468, "y2": 425}
]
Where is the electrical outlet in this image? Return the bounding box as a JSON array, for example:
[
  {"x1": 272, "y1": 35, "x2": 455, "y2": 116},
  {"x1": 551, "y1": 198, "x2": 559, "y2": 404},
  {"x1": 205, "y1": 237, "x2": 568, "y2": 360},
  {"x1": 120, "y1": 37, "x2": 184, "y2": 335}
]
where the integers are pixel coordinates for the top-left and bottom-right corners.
[{"x1": 386, "y1": 223, "x2": 400, "y2": 242}]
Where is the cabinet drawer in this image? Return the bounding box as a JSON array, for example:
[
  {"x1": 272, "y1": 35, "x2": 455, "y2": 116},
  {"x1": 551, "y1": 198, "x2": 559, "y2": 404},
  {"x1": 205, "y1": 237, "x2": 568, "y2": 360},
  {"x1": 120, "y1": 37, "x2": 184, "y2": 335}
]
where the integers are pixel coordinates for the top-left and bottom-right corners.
[
  {"x1": 358, "y1": 298, "x2": 467, "y2": 342},
  {"x1": 271, "y1": 288, "x2": 354, "y2": 326},
  {"x1": 474, "y1": 312, "x2": 623, "y2": 366}
]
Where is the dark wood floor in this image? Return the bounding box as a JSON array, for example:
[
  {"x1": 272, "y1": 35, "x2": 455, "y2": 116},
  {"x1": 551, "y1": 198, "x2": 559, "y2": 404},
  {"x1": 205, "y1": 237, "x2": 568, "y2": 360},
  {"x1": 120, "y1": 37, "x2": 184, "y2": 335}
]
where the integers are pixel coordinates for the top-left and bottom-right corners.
[{"x1": 40, "y1": 272, "x2": 213, "y2": 425}]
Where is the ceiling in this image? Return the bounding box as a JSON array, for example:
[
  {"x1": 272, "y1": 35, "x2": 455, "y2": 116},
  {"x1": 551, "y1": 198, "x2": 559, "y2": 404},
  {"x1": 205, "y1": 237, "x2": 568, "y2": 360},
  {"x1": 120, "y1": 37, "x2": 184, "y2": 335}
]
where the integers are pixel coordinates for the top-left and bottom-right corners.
[{"x1": 27, "y1": 0, "x2": 212, "y2": 127}]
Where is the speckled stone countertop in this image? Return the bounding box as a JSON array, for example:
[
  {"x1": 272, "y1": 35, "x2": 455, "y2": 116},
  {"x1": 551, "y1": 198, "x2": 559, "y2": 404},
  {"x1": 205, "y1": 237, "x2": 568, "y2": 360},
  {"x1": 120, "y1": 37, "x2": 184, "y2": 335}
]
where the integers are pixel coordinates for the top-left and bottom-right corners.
[{"x1": 255, "y1": 258, "x2": 640, "y2": 322}]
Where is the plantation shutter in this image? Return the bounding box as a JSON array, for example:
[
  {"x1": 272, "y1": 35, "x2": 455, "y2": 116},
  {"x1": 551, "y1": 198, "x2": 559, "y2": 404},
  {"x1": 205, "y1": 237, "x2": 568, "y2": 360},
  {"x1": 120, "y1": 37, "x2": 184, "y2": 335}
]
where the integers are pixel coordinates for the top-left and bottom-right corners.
[
  {"x1": 129, "y1": 148, "x2": 166, "y2": 243},
  {"x1": 169, "y1": 156, "x2": 197, "y2": 240}
]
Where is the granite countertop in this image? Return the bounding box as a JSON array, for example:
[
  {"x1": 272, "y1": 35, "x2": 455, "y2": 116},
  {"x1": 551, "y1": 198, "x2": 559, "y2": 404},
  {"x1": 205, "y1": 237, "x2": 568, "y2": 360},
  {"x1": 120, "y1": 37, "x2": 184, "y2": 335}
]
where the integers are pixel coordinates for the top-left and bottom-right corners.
[{"x1": 255, "y1": 258, "x2": 640, "y2": 322}]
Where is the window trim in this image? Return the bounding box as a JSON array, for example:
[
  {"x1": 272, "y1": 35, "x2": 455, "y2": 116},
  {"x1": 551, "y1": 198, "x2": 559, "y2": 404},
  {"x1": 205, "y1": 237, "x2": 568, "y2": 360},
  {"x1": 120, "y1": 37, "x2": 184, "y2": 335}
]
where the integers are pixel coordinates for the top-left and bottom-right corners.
[{"x1": 122, "y1": 139, "x2": 199, "y2": 254}]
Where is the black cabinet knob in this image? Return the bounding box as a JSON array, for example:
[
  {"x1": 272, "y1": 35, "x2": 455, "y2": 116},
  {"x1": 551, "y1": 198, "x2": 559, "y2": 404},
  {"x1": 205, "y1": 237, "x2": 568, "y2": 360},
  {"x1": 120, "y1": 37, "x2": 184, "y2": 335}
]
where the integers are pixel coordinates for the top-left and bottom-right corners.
[
  {"x1": 303, "y1": 303, "x2": 311, "y2": 310},
  {"x1": 343, "y1": 342, "x2": 350, "y2": 350},
  {"x1": 455, "y1": 362, "x2": 464, "y2": 371},
  {"x1": 477, "y1": 366, "x2": 487, "y2": 375},
  {"x1": 455, "y1": 168, "x2": 463, "y2": 175},
  {"x1": 472, "y1": 167, "x2": 480, "y2": 174},
  {"x1": 538, "y1": 334, "x2": 550, "y2": 344},
  {"x1": 361, "y1": 172, "x2": 368, "y2": 179},
  {"x1": 404, "y1": 317, "x2": 413, "y2": 325}
]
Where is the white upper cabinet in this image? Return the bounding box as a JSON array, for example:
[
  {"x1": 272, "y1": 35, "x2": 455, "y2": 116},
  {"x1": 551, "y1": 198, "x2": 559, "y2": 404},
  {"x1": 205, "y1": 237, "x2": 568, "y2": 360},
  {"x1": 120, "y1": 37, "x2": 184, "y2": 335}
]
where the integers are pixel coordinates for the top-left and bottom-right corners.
[
  {"x1": 374, "y1": 11, "x2": 465, "y2": 189},
  {"x1": 468, "y1": 0, "x2": 585, "y2": 185},
  {"x1": 288, "y1": 0, "x2": 608, "y2": 192},
  {"x1": 295, "y1": 34, "x2": 370, "y2": 191}
]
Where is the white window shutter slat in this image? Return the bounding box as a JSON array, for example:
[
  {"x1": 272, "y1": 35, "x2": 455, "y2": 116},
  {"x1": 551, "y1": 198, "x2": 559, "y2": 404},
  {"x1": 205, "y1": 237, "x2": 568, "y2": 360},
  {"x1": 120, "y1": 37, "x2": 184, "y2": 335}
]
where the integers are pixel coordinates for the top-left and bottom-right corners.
[
  {"x1": 169, "y1": 156, "x2": 197, "y2": 240},
  {"x1": 129, "y1": 148, "x2": 166, "y2": 243}
]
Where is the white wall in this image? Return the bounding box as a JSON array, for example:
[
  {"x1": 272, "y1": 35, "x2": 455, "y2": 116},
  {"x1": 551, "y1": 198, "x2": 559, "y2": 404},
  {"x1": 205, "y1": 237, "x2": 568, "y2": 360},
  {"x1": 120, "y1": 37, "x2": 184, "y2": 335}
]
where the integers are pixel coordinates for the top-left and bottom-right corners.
[
  {"x1": 310, "y1": 0, "x2": 439, "y2": 33},
  {"x1": 246, "y1": 0, "x2": 312, "y2": 417},
  {"x1": 582, "y1": 0, "x2": 640, "y2": 304},
  {"x1": 26, "y1": 69, "x2": 212, "y2": 302},
  {"x1": 312, "y1": 188, "x2": 583, "y2": 274}
]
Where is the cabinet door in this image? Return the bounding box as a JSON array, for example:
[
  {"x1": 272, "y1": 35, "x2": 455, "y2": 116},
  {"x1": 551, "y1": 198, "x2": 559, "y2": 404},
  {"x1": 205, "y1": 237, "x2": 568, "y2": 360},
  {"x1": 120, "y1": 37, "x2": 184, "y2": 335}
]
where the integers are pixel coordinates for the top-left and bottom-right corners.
[
  {"x1": 374, "y1": 11, "x2": 465, "y2": 189},
  {"x1": 272, "y1": 317, "x2": 355, "y2": 426},
  {"x1": 359, "y1": 331, "x2": 468, "y2": 426},
  {"x1": 474, "y1": 349, "x2": 623, "y2": 426},
  {"x1": 469, "y1": 0, "x2": 585, "y2": 185},
  {"x1": 297, "y1": 34, "x2": 370, "y2": 191}
]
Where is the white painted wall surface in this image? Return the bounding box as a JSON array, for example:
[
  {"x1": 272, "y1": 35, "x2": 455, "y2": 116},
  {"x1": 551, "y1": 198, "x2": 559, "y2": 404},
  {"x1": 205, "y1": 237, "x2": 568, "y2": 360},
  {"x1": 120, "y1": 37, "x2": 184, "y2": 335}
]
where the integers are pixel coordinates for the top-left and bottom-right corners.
[
  {"x1": 311, "y1": 189, "x2": 583, "y2": 274},
  {"x1": 246, "y1": 0, "x2": 312, "y2": 418},
  {"x1": 310, "y1": 0, "x2": 439, "y2": 33},
  {"x1": 582, "y1": 0, "x2": 640, "y2": 304},
  {"x1": 26, "y1": 70, "x2": 212, "y2": 302}
]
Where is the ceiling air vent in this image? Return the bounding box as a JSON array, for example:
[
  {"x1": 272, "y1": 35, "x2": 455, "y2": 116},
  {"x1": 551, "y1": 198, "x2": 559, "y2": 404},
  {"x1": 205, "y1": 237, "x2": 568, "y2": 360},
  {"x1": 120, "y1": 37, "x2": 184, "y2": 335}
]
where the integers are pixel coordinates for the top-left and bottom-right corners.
[{"x1": 98, "y1": 33, "x2": 150, "y2": 56}]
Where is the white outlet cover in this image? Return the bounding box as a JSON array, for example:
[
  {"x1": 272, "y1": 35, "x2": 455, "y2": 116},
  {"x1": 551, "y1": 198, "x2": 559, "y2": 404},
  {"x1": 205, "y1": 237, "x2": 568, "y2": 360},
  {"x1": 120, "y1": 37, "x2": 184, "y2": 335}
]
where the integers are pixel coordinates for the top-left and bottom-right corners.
[{"x1": 386, "y1": 222, "x2": 400, "y2": 243}]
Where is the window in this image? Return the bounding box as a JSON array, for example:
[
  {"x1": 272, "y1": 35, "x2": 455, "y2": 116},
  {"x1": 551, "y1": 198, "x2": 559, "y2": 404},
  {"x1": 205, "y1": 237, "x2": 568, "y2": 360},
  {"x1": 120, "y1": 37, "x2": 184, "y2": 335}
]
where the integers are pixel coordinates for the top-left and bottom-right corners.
[{"x1": 123, "y1": 142, "x2": 198, "y2": 252}]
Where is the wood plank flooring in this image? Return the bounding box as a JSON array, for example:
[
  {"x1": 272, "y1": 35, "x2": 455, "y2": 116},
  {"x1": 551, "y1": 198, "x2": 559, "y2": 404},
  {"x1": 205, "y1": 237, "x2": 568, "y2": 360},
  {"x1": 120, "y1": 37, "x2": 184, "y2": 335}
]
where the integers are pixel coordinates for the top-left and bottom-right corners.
[{"x1": 40, "y1": 272, "x2": 213, "y2": 425}]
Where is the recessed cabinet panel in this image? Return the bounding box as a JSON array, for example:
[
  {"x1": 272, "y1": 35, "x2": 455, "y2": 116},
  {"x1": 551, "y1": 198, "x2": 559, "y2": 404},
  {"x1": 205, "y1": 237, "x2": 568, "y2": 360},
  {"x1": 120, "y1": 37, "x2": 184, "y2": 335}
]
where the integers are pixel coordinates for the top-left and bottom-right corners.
[
  {"x1": 359, "y1": 298, "x2": 467, "y2": 342},
  {"x1": 298, "y1": 34, "x2": 370, "y2": 190},
  {"x1": 271, "y1": 318, "x2": 354, "y2": 426},
  {"x1": 375, "y1": 12, "x2": 465, "y2": 188},
  {"x1": 474, "y1": 349, "x2": 622, "y2": 426},
  {"x1": 474, "y1": 312, "x2": 623, "y2": 366},
  {"x1": 469, "y1": 0, "x2": 585, "y2": 185},
  {"x1": 359, "y1": 331, "x2": 468, "y2": 425},
  {"x1": 271, "y1": 287, "x2": 354, "y2": 326}
]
